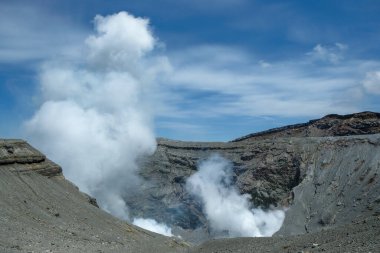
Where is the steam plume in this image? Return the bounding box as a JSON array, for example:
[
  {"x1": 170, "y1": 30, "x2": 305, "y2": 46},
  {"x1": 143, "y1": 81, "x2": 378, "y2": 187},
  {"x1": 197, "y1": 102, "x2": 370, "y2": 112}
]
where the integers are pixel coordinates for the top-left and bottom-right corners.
[
  {"x1": 25, "y1": 12, "x2": 166, "y2": 228},
  {"x1": 24, "y1": 11, "x2": 283, "y2": 238},
  {"x1": 133, "y1": 218, "x2": 173, "y2": 237},
  {"x1": 186, "y1": 154, "x2": 285, "y2": 237}
]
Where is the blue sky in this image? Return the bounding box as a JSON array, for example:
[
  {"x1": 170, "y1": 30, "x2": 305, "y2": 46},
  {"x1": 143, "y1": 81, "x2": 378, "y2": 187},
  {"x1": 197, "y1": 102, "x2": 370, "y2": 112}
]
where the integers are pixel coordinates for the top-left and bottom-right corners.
[{"x1": 1, "y1": 0, "x2": 380, "y2": 141}]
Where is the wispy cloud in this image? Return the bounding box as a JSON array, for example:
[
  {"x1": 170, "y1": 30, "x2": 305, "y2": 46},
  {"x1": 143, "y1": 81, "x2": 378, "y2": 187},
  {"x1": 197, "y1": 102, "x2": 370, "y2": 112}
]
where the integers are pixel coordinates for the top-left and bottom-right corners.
[
  {"x1": 306, "y1": 43, "x2": 347, "y2": 64},
  {"x1": 362, "y1": 71, "x2": 380, "y2": 94},
  {"x1": 0, "y1": 2, "x2": 86, "y2": 63},
  {"x1": 2, "y1": 1, "x2": 380, "y2": 141},
  {"x1": 159, "y1": 44, "x2": 380, "y2": 120}
]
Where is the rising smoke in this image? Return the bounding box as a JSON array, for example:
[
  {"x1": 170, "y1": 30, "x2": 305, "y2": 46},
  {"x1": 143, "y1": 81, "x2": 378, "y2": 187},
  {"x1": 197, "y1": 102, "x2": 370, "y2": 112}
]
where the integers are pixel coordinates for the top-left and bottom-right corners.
[
  {"x1": 25, "y1": 12, "x2": 169, "y2": 230},
  {"x1": 24, "y1": 11, "x2": 284, "y2": 238},
  {"x1": 133, "y1": 218, "x2": 173, "y2": 237},
  {"x1": 186, "y1": 154, "x2": 285, "y2": 237}
]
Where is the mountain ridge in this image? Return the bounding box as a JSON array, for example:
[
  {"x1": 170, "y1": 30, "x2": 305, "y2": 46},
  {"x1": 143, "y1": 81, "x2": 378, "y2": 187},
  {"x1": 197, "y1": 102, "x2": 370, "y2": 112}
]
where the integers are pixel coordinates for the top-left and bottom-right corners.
[{"x1": 232, "y1": 111, "x2": 380, "y2": 142}]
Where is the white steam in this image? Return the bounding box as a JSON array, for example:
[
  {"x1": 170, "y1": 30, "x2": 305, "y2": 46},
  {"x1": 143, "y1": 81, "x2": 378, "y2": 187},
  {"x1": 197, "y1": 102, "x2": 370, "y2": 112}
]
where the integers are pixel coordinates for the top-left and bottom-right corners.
[
  {"x1": 24, "y1": 11, "x2": 166, "y2": 228},
  {"x1": 186, "y1": 154, "x2": 285, "y2": 237},
  {"x1": 23, "y1": 11, "x2": 282, "y2": 239},
  {"x1": 133, "y1": 218, "x2": 173, "y2": 237},
  {"x1": 86, "y1": 13, "x2": 155, "y2": 71}
]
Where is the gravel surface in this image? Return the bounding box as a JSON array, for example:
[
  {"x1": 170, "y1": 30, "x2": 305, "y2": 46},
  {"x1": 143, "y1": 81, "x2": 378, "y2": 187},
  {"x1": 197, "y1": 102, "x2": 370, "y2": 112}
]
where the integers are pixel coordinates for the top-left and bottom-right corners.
[{"x1": 190, "y1": 215, "x2": 380, "y2": 253}]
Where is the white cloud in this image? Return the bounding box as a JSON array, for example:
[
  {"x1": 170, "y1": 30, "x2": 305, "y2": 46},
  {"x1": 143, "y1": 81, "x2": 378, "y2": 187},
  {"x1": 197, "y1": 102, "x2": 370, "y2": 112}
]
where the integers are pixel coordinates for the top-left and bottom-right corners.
[
  {"x1": 161, "y1": 44, "x2": 377, "y2": 119},
  {"x1": 259, "y1": 60, "x2": 271, "y2": 68},
  {"x1": 186, "y1": 154, "x2": 285, "y2": 237},
  {"x1": 306, "y1": 43, "x2": 347, "y2": 64},
  {"x1": 335, "y1": 42, "x2": 348, "y2": 51},
  {"x1": 0, "y1": 2, "x2": 85, "y2": 63},
  {"x1": 133, "y1": 218, "x2": 173, "y2": 237},
  {"x1": 362, "y1": 71, "x2": 380, "y2": 94}
]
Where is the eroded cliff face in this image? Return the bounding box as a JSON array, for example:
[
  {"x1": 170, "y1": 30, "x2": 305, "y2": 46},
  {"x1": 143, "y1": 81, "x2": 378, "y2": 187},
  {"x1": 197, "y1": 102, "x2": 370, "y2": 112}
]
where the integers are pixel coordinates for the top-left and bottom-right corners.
[{"x1": 128, "y1": 112, "x2": 380, "y2": 242}]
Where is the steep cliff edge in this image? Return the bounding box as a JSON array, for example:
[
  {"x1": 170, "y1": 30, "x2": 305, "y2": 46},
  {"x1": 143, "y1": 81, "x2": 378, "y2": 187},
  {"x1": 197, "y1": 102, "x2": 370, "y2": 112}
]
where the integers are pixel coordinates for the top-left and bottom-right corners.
[{"x1": 0, "y1": 140, "x2": 187, "y2": 253}]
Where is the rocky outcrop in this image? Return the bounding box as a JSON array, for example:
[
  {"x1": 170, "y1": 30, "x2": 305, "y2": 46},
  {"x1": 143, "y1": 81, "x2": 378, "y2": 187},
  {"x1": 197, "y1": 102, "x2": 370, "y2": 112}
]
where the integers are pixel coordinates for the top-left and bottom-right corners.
[
  {"x1": 0, "y1": 139, "x2": 188, "y2": 253},
  {"x1": 128, "y1": 112, "x2": 380, "y2": 242},
  {"x1": 0, "y1": 139, "x2": 62, "y2": 177}
]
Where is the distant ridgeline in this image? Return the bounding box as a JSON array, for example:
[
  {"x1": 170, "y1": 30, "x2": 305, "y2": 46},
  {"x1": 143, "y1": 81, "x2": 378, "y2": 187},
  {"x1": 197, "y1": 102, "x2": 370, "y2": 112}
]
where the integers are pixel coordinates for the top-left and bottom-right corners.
[{"x1": 232, "y1": 111, "x2": 380, "y2": 142}]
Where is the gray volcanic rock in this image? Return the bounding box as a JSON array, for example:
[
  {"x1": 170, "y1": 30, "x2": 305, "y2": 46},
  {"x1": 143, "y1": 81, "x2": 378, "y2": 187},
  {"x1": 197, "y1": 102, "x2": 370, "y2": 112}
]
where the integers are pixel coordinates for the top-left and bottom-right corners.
[
  {"x1": 131, "y1": 138, "x2": 301, "y2": 242},
  {"x1": 276, "y1": 135, "x2": 380, "y2": 236},
  {"x1": 190, "y1": 215, "x2": 380, "y2": 253},
  {"x1": 0, "y1": 139, "x2": 62, "y2": 177},
  {"x1": 2, "y1": 111, "x2": 380, "y2": 252},
  {"x1": 0, "y1": 140, "x2": 188, "y2": 253},
  {"x1": 127, "y1": 112, "x2": 380, "y2": 243}
]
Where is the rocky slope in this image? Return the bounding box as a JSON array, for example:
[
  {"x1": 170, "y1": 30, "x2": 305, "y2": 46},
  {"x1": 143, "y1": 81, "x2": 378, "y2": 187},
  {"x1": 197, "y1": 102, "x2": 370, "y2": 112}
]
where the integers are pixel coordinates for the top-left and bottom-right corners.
[
  {"x1": 127, "y1": 112, "x2": 380, "y2": 242},
  {"x1": 276, "y1": 135, "x2": 380, "y2": 236},
  {"x1": 190, "y1": 215, "x2": 380, "y2": 253},
  {"x1": 1, "y1": 111, "x2": 380, "y2": 252},
  {"x1": 0, "y1": 140, "x2": 187, "y2": 253}
]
